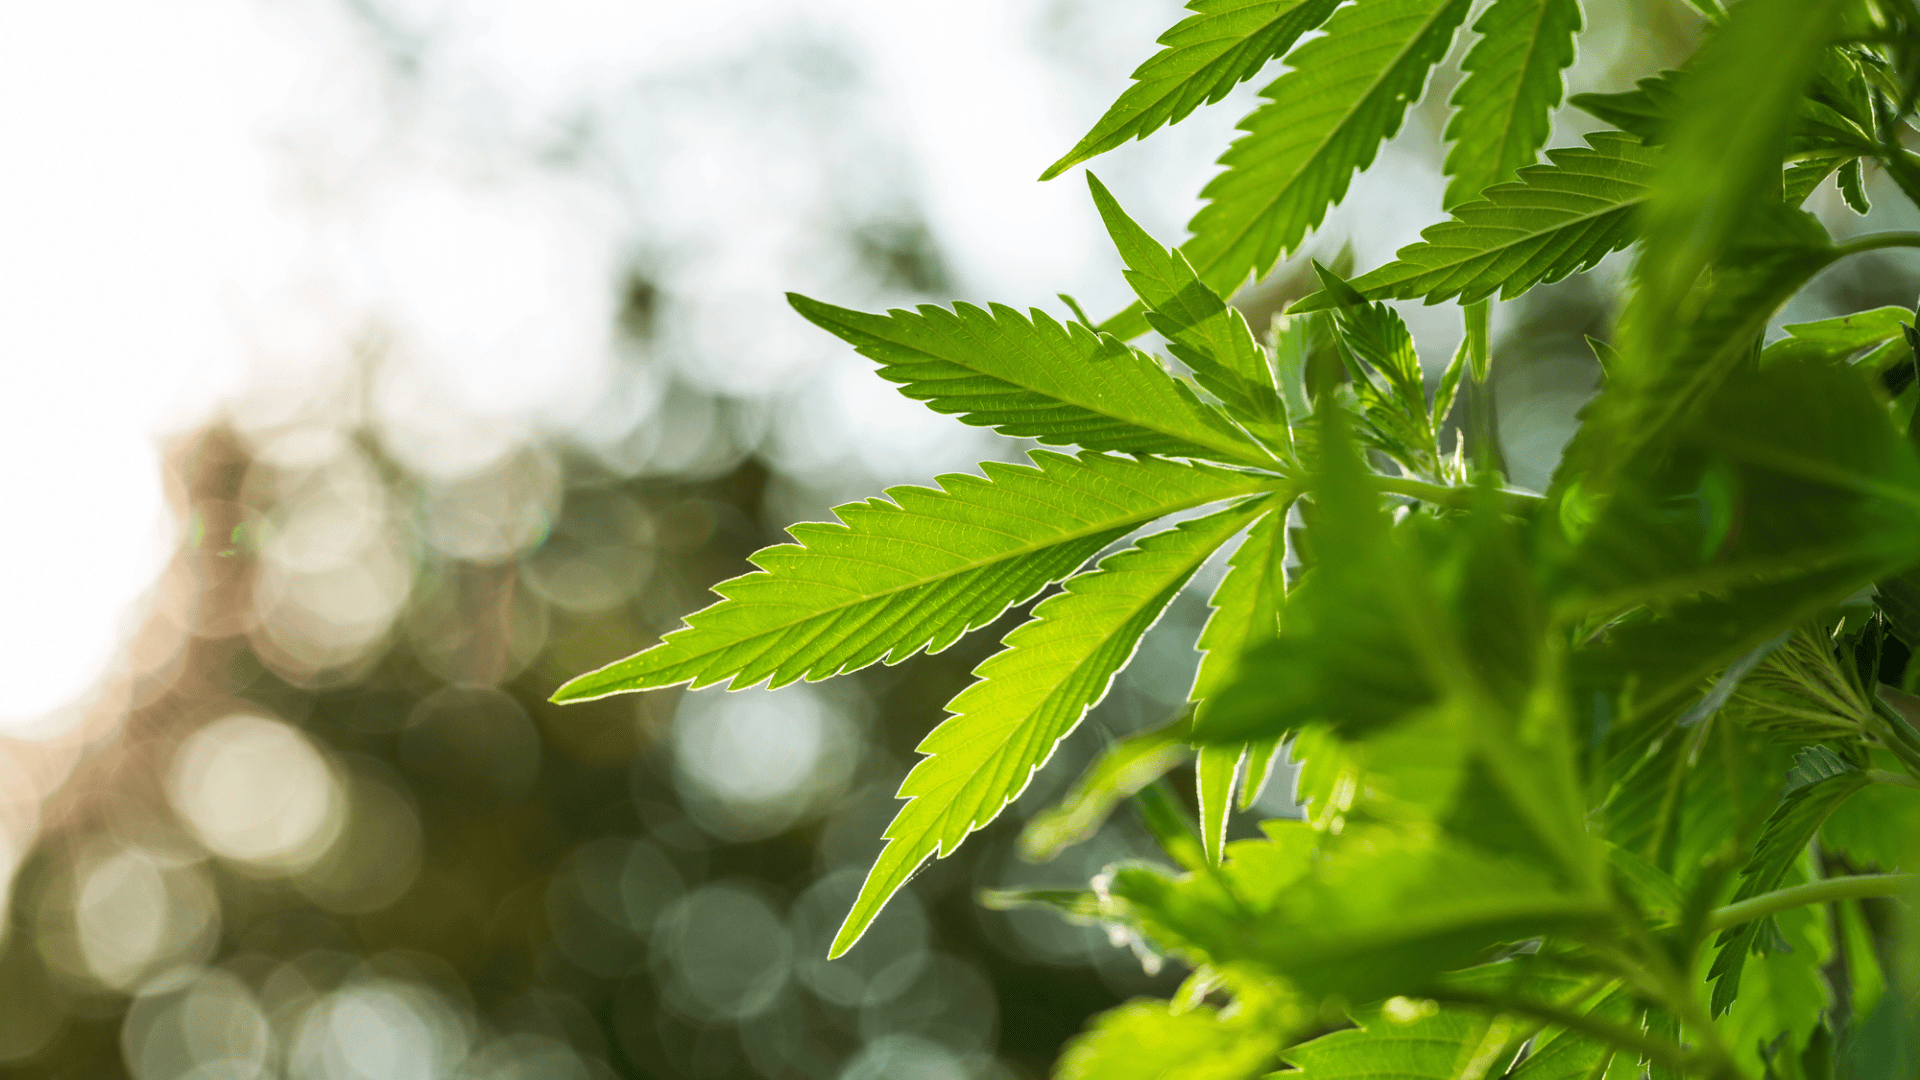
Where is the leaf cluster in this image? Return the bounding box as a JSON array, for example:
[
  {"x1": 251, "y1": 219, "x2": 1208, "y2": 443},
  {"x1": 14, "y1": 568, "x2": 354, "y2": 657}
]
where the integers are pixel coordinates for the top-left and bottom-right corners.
[{"x1": 558, "y1": 1, "x2": 1920, "y2": 1076}]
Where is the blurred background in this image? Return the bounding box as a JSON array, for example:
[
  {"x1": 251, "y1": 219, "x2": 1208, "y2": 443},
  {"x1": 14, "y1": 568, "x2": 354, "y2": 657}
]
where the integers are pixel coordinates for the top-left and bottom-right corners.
[{"x1": 2, "y1": 1, "x2": 1917, "y2": 1077}]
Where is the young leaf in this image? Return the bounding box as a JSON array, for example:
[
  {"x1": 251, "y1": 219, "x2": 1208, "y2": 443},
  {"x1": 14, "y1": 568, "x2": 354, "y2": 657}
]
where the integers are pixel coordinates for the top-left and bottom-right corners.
[
  {"x1": 831, "y1": 498, "x2": 1267, "y2": 957},
  {"x1": 552, "y1": 452, "x2": 1274, "y2": 701},
  {"x1": 1040, "y1": 0, "x2": 1345, "y2": 182},
  {"x1": 1289, "y1": 133, "x2": 1660, "y2": 312},
  {"x1": 1176, "y1": 0, "x2": 1476, "y2": 304},
  {"x1": 1087, "y1": 174, "x2": 1291, "y2": 453},
  {"x1": 1707, "y1": 746, "x2": 1869, "y2": 1015},
  {"x1": 1191, "y1": 504, "x2": 1288, "y2": 860},
  {"x1": 1440, "y1": 0, "x2": 1582, "y2": 209},
  {"x1": 788, "y1": 294, "x2": 1277, "y2": 469}
]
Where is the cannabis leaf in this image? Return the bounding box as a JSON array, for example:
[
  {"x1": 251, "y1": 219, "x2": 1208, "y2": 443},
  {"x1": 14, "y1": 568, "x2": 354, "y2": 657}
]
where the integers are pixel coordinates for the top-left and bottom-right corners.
[
  {"x1": 831, "y1": 498, "x2": 1268, "y2": 956},
  {"x1": 789, "y1": 294, "x2": 1276, "y2": 469},
  {"x1": 1707, "y1": 746, "x2": 1868, "y2": 1015},
  {"x1": 1088, "y1": 174, "x2": 1291, "y2": 453},
  {"x1": 1040, "y1": 0, "x2": 1344, "y2": 181},
  {"x1": 1290, "y1": 133, "x2": 1659, "y2": 311},
  {"x1": 1191, "y1": 504, "x2": 1287, "y2": 861},
  {"x1": 1441, "y1": 0, "x2": 1581, "y2": 209},
  {"x1": 1165, "y1": 0, "x2": 1475, "y2": 312},
  {"x1": 1055, "y1": 998, "x2": 1284, "y2": 1080},
  {"x1": 552, "y1": 453, "x2": 1274, "y2": 700},
  {"x1": 1279, "y1": 1007, "x2": 1487, "y2": 1078}
]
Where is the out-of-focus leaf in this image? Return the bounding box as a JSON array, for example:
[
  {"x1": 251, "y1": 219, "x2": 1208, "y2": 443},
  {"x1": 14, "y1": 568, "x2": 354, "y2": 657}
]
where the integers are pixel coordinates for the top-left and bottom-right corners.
[
  {"x1": 553, "y1": 452, "x2": 1277, "y2": 699},
  {"x1": 1561, "y1": 358, "x2": 1920, "y2": 722},
  {"x1": 1055, "y1": 997, "x2": 1288, "y2": 1080},
  {"x1": 1552, "y1": 205, "x2": 1835, "y2": 498},
  {"x1": 1279, "y1": 1004, "x2": 1488, "y2": 1078},
  {"x1": 1020, "y1": 719, "x2": 1195, "y2": 862},
  {"x1": 1040, "y1": 0, "x2": 1345, "y2": 182},
  {"x1": 1103, "y1": 819, "x2": 1611, "y2": 1005},
  {"x1": 833, "y1": 500, "x2": 1264, "y2": 956},
  {"x1": 1626, "y1": 0, "x2": 1846, "y2": 387}
]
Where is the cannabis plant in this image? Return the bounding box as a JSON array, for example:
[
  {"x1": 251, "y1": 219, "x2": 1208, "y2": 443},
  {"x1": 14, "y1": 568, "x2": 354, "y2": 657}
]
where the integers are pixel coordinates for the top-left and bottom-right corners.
[{"x1": 557, "y1": 0, "x2": 1920, "y2": 1074}]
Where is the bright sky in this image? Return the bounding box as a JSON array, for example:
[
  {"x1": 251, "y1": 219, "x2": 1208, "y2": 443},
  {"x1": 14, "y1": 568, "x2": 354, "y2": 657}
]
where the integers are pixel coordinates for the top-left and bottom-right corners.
[{"x1": 0, "y1": 0, "x2": 1445, "y2": 732}]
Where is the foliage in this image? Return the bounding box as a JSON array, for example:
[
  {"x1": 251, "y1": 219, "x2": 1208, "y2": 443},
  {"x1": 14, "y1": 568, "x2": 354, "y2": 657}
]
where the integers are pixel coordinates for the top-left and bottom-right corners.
[{"x1": 559, "y1": 0, "x2": 1920, "y2": 1075}]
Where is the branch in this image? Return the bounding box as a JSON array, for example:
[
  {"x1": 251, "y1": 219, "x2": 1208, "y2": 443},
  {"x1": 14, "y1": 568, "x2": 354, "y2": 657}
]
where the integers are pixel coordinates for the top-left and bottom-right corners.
[{"x1": 1707, "y1": 873, "x2": 1915, "y2": 934}]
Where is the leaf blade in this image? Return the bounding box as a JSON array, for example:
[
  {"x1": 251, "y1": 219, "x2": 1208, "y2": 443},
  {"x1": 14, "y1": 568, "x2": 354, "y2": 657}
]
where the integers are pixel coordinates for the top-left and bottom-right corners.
[
  {"x1": 1441, "y1": 0, "x2": 1582, "y2": 209},
  {"x1": 1041, "y1": 0, "x2": 1345, "y2": 181},
  {"x1": 1178, "y1": 0, "x2": 1477, "y2": 301},
  {"x1": 831, "y1": 498, "x2": 1267, "y2": 956},
  {"x1": 790, "y1": 293, "x2": 1276, "y2": 468},
  {"x1": 552, "y1": 453, "x2": 1274, "y2": 701}
]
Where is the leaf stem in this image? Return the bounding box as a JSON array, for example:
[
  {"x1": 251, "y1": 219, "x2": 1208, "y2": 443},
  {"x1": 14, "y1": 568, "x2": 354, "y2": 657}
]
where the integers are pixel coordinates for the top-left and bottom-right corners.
[
  {"x1": 1868, "y1": 768, "x2": 1920, "y2": 790},
  {"x1": 1832, "y1": 231, "x2": 1920, "y2": 258},
  {"x1": 1423, "y1": 988, "x2": 1696, "y2": 1076},
  {"x1": 1706, "y1": 873, "x2": 1915, "y2": 934},
  {"x1": 1370, "y1": 474, "x2": 1543, "y2": 514}
]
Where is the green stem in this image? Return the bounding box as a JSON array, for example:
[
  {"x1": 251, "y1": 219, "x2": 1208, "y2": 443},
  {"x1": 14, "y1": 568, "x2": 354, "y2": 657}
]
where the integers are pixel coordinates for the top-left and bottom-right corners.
[
  {"x1": 1707, "y1": 873, "x2": 1915, "y2": 934},
  {"x1": 1424, "y1": 988, "x2": 1697, "y2": 1076},
  {"x1": 1832, "y1": 231, "x2": 1920, "y2": 258},
  {"x1": 1371, "y1": 474, "x2": 1543, "y2": 514},
  {"x1": 1868, "y1": 768, "x2": 1920, "y2": 791}
]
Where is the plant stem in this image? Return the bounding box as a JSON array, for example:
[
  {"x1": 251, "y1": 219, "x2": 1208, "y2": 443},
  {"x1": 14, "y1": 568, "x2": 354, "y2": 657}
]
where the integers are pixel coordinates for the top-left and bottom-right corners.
[
  {"x1": 1833, "y1": 231, "x2": 1920, "y2": 258},
  {"x1": 1868, "y1": 768, "x2": 1920, "y2": 791},
  {"x1": 1424, "y1": 988, "x2": 1698, "y2": 1076},
  {"x1": 1706, "y1": 873, "x2": 1915, "y2": 934},
  {"x1": 1371, "y1": 474, "x2": 1543, "y2": 514}
]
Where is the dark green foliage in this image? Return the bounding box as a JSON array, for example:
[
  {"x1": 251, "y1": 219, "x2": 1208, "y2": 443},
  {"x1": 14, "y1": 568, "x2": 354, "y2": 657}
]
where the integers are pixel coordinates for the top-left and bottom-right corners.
[{"x1": 559, "y1": 1, "x2": 1920, "y2": 1076}]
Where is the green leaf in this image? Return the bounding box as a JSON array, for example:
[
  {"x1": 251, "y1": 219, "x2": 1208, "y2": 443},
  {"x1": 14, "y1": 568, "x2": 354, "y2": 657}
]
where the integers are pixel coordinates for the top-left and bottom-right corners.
[
  {"x1": 1105, "y1": 820, "x2": 1610, "y2": 1004},
  {"x1": 552, "y1": 452, "x2": 1275, "y2": 701},
  {"x1": 1760, "y1": 305, "x2": 1913, "y2": 368},
  {"x1": 1551, "y1": 206, "x2": 1836, "y2": 500},
  {"x1": 1554, "y1": 356, "x2": 1920, "y2": 627},
  {"x1": 788, "y1": 293, "x2": 1276, "y2": 469},
  {"x1": 1318, "y1": 263, "x2": 1443, "y2": 478},
  {"x1": 1716, "y1": 896, "x2": 1835, "y2": 1078},
  {"x1": 1040, "y1": 0, "x2": 1345, "y2": 182},
  {"x1": 1628, "y1": 0, "x2": 1846, "y2": 369},
  {"x1": 1440, "y1": 0, "x2": 1582, "y2": 209},
  {"x1": 831, "y1": 498, "x2": 1266, "y2": 957},
  {"x1": 1175, "y1": 0, "x2": 1476, "y2": 303},
  {"x1": 1019, "y1": 718, "x2": 1195, "y2": 862},
  {"x1": 1707, "y1": 746, "x2": 1869, "y2": 1015},
  {"x1": 1280, "y1": 1005, "x2": 1489, "y2": 1077},
  {"x1": 1289, "y1": 133, "x2": 1660, "y2": 312},
  {"x1": 1055, "y1": 998, "x2": 1286, "y2": 1080},
  {"x1": 1087, "y1": 174, "x2": 1292, "y2": 453},
  {"x1": 1507, "y1": 988, "x2": 1637, "y2": 1079},
  {"x1": 1569, "y1": 70, "x2": 1682, "y2": 142},
  {"x1": 1191, "y1": 504, "x2": 1288, "y2": 860}
]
